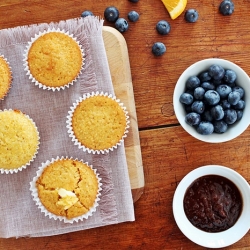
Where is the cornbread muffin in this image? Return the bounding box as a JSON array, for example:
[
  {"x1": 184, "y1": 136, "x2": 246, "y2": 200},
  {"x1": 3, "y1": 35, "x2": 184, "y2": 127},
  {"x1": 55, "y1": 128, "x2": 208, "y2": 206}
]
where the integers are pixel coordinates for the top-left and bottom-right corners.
[
  {"x1": 0, "y1": 56, "x2": 12, "y2": 100},
  {"x1": 71, "y1": 94, "x2": 128, "y2": 151},
  {"x1": 36, "y1": 158, "x2": 100, "y2": 220},
  {"x1": 27, "y1": 31, "x2": 83, "y2": 88},
  {"x1": 0, "y1": 109, "x2": 39, "y2": 171}
]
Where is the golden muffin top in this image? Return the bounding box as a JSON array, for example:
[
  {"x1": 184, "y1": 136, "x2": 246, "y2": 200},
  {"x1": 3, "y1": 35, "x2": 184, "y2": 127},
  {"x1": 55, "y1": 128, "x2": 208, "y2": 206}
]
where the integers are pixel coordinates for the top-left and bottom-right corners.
[
  {"x1": 36, "y1": 158, "x2": 99, "y2": 219},
  {"x1": 27, "y1": 32, "x2": 83, "y2": 88},
  {"x1": 0, "y1": 109, "x2": 39, "y2": 170},
  {"x1": 72, "y1": 95, "x2": 127, "y2": 151}
]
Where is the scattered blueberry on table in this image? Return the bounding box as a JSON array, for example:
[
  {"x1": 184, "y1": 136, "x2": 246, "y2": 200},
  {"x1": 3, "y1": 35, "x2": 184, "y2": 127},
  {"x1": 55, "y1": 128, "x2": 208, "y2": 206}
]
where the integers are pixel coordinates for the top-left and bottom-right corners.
[
  {"x1": 219, "y1": 0, "x2": 235, "y2": 16},
  {"x1": 104, "y1": 6, "x2": 120, "y2": 22},
  {"x1": 179, "y1": 65, "x2": 245, "y2": 135},
  {"x1": 156, "y1": 20, "x2": 171, "y2": 35},
  {"x1": 82, "y1": 1, "x2": 234, "y2": 56},
  {"x1": 81, "y1": 10, "x2": 94, "y2": 18},
  {"x1": 115, "y1": 18, "x2": 129, "y2": 33},
  {"x1": 184, "y1": 9, "x2": 199, "y2": 23},
  {"x1": 152, "y1": 42, "x2": 166, "y2": 56},
  {"x1": 128, "y1": 11, "x2": 139, "y2": 22}
]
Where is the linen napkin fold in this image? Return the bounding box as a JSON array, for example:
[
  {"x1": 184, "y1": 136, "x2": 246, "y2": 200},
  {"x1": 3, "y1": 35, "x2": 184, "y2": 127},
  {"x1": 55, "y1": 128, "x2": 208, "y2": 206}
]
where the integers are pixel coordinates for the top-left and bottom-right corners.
[{"x1": 0, "y1": 16, "x2": 134, "y2": 238}]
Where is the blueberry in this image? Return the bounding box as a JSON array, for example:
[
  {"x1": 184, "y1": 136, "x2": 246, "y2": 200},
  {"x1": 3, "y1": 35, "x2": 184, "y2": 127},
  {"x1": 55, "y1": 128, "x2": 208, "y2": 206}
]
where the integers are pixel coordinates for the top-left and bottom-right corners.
[
  {"x1": 223, "y1": 69, "x2": 237, "y2": 84},
  {"x1": 194, "y1": 87, "x2": 205, "y2": 100},
  {"x1": 128, "y1": 11, "x2": 139, "y2": 22},
  {"x1": 208, "y1": 64, "x2": 225, "y2": 80},
  {"x1": 104, "y1": 6, "x2": 119, "y2": 22},
  {"x1": 201, "y1": 81, "x2": 215, "y2": 90},
  {"x1": 156, "y1": 20, "x2": 171, "y2": 35},
  {"x1": 220, "y1": 99, "x2": 231, "y2": 109},
  {"x1": 129, "y1": 0, "x2": 139, "y2": 2},
  {"x1": 115, "y1": 18, "x2": 129, "y2": 33},
  {"x1": 236, "y1": 110, "x2": 243, "y2": 121},
  {"x1": 186, "y1": 76, "x2": 200, "y2": 90},
  {"x1": 180, "y1": 93, "x2": 194, "y2": 105},
  {"x1": 224, "y1": 109, "x2": 237, "y2": 124},
  {"x1": 216, "y1": 84, "x2": 232, "y2": 98},
  {"x1": 228, "y1": 91, "x2": 241, "y2": 105},
  {"x1": 233, "y1": 86, "x2": 244, "y2": 98},
  {"x1": 185, "y1": 112, "x2": 201, "y2": 126},
  {"x1": 185, "y1": 9, "x2": 199, "y2": 23},
  {"x1": 204, "y1": 90, "x2": 220, "y2": 105},
  {"x1": 233, "y1": 99, "x2": 245, "y2": 110},
  {"x1": 219, "y1": 0, "x2": 234, "y2": 16},
  {"x1": 197, "y1": 121, "x2": 214, "y2": 135},
  {"x1": 203, "y1": 110, "x2": 213, "y2": 122},
  {"x1": 199, "y1": 71, "x2": 212, "y2": 82},
  {"x1": 213, "y1": 120, "x2": 228, "y2": 133},
  {"x1": 152, "y1": 42, "x2": 166, "y2": 56},
  {"x1": 211, "y1": 105, "x2": 224, "y2": 120},
  {"x1": 191, "y1": 101, "x2": 205, "y2": 114},
  {"x1": 81, "y1": 10, "x2": 94, "y2": 18}
]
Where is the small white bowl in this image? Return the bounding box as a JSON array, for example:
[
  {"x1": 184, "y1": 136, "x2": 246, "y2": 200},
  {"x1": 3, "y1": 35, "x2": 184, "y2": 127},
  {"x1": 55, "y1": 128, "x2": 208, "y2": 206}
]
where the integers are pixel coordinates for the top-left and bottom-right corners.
[
  {"x1": 173, "y1": 58, "x2": 250, "y2": 143},
  {"x1": 173, "y1": 165, "x2": 250, "y2": 248}
]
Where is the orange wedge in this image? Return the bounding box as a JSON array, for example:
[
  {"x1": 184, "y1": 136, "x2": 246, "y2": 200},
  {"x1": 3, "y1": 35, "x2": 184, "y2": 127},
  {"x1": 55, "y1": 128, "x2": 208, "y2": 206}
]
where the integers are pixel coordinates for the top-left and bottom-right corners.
[{"x1": 161, "y1": 0, "x2": 187, "y2": 20}]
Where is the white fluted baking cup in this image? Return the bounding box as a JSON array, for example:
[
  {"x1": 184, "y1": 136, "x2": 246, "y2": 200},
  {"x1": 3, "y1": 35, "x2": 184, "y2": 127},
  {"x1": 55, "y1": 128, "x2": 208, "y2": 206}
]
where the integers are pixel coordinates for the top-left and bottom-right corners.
[
  {"x1": 0, "y1": 55, "x2": 12, "y2": 100},
  {"x1": 23, "y1": 28, "x2": 85, "y2": 91},
  {"x1": 30, "y1": 156, "x2": 102, "y2": 224},
  {"x1": 66, "y1": 91, "x2": 130, "y2": 154},
  {"x1": 0, "y1": 109, "x2": 40, "y2": 174}
]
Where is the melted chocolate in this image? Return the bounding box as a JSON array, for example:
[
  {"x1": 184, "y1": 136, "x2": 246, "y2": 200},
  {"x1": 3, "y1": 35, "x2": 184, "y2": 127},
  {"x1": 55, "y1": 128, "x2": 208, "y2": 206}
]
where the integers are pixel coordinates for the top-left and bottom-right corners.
[{"x1": 183, "y1": 175, "x2": 242, "y2": 232}]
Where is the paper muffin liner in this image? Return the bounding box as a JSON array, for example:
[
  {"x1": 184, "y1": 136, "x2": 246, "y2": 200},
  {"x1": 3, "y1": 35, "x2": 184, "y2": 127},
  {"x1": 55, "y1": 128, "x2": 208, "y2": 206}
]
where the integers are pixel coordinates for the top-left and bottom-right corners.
[
  {"x1": 0, "y1": 55, "x2": 12, "y2": 101},
  {"x1": 66, "y1": 91, "x2": 130, "y2": 154},
  {"x1": 0, "y1": 109, "x2": 40, "y2": 174},
  {"x1": 23, "y1": 27, "x2": 85, "y2": 92},
  {"x1": 30, "y1": 156, "x2": 102, "y2": 224}
]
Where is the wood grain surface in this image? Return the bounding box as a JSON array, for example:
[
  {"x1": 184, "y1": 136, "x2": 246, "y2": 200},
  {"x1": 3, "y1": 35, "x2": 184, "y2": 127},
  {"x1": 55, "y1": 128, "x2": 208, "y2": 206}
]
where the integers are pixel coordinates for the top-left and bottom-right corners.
[{"x1": 1, "y1": 0, "x2": 250, "y2": 249}]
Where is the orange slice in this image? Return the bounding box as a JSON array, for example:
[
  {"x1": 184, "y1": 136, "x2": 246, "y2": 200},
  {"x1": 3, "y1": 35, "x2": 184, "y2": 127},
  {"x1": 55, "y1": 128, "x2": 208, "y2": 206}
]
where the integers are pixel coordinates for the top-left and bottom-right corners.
[{"x1": 161, "y1": 0, "x2": 187, "y2": 20}]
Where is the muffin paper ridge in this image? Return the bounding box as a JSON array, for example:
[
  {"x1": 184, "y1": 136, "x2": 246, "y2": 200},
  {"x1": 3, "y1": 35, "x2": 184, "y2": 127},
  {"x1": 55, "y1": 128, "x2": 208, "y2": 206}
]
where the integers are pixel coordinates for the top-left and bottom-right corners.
[
  {"x1": 66, "y1": 91, "x2": 130, "y2": 154},
  {"x1": 23, "y1": 27, "x2": 85, "y2": 92},
  {"x1": 30, "y1": 156, "x2": 102, "y2": 224}
]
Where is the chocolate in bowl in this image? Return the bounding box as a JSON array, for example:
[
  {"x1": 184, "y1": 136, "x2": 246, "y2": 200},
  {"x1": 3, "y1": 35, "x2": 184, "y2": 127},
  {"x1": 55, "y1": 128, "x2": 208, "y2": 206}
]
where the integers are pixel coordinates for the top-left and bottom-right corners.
[
  {"x1": 183, "y1": 175, "x2": 242, "y2": 233},
  {"x1": 172, "y1": 165, "x2": 250, "y2": 248}
]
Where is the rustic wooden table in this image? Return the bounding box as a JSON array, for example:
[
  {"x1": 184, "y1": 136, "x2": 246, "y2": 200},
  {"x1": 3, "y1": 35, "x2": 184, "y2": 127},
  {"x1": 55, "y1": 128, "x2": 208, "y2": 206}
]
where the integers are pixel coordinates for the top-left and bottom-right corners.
[{"x1": 1, "y1": 0, "x2": 250, "y2": 249}]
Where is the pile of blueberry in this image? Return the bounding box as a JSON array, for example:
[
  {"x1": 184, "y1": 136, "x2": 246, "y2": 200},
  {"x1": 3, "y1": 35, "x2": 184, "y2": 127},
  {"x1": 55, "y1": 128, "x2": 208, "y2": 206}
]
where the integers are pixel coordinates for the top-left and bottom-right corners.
[{"x1": 179, "y1": 64, "x2": 245, "y2": 135}]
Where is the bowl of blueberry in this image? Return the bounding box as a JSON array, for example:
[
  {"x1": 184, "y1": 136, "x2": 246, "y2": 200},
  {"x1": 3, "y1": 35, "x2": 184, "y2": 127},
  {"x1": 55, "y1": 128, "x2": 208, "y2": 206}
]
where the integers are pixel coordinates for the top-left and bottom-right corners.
[
  {"x1": 173, "y1": 165, "x2": 250, "y2": 248},
  {"x1": 173, "y1": 58, "x2": 250, "y2": 143}
]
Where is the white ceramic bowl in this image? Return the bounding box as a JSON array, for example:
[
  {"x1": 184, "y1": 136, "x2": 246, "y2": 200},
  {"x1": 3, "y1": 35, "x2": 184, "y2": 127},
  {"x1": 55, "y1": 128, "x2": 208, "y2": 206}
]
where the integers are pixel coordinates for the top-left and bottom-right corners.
[
  {"x1": 173, "y1": 165, "x2": 250, "y2": 248},
  {"x1": 173, "y1": 58, "x2": 250, "y2": 143}
]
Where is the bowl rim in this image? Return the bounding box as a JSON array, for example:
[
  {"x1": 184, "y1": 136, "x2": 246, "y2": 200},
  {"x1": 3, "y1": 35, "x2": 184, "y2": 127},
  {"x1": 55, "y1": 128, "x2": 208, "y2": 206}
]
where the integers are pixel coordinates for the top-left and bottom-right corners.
[
  {"x1": 173, "y1": 58, "x2": 250, "y2": 143},
  {"x1": 172, "y1": 165, "x2": 250, "y2": 248}
]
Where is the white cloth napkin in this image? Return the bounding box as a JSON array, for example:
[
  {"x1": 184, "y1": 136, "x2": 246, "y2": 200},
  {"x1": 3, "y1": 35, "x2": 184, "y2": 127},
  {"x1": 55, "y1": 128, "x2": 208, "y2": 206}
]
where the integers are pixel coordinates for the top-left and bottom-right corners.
[{"x1": 0, "y1": 16, "x2": 134, "y2": 238}]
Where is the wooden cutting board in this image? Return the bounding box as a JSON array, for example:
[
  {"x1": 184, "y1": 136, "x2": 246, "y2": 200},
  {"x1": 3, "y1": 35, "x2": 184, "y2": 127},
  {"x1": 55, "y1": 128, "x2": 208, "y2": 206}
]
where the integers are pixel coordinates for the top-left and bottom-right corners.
[{"x1": 102, "y1": 26, "x2": 144, "y2": 202}]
